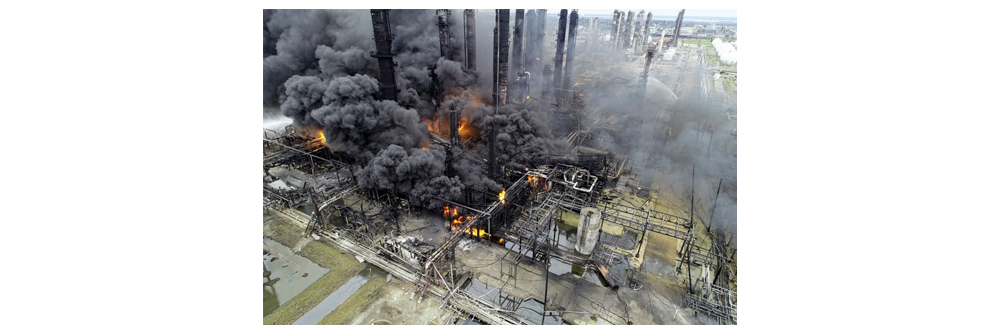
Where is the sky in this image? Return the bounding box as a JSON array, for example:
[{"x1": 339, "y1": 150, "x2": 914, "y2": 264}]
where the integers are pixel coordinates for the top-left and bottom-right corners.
[{"x1": 556, "y1": 9, "x2": 736, "y2": 18}]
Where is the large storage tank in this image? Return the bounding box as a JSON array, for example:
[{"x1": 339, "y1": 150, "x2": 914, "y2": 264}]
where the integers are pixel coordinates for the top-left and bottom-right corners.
[{"x1": 575, "y1": 207, "x2": 602, "y2": 255}]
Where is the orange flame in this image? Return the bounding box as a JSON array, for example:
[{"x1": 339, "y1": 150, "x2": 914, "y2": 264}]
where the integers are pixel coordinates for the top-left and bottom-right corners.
[
  {"x1": 468, "y1": 228, "x2": 490, "y2": 238},
  {"x1": 316, "y1": 130, "x2": 326, "y2": 144},
  {"x1": 499, "y1": 189, "x2": 506, "y2": 204},
  {"x1": 441, "y1": 206, "x2": 496, "y2": 240},
  {"x1": 457, "y1": 119, "x2": 474, "y2": 138},
  {"x1": 423, "y1": 120, "x2": 444, "y2": 136}
]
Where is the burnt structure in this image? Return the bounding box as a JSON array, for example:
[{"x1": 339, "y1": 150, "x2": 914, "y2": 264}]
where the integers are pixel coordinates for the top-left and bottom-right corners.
[
  {"x1": 639, "y1": 45, "x2": 655, "y2": 103},
  {"x1": 264, "y1": 8, "x2": 738, "y2": 326},
  {"x1": 561, "y1": 10, "x2": 578, "y2": 100},
  {"x1": 370, "y1": 9, "x2": 398, "y2": 101},
  {"x1": 449, "y1": 103, "x2": 459, "y2": 146},
  {"x1": 464, "y1": 9, "x2": 476, "y2": 70},
  {"x1": 672, "y1": 9, "x2": 685, "y2": 47},
  {"x1": 511, "y1": 9, "x2": 525, "y2": 103},
  {"x1": 437, "y1": 9, "x2": 453, "y2": 61},
  {"x1": 552, "y1": 9, "x2": 567, "y2": 107}
]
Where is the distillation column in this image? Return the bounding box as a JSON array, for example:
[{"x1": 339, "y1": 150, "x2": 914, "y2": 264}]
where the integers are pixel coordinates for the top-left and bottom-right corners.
[
  {"x1": 511, "y1": 9, "x2": 525, "y2": 103},
  {"x1": 561, "y1": 9, "x2": 578, "y2": 101},
  {"x1": 671, "y1": 9, "x2": 685, "y2": 47},
  {"x1": 464, "y1": 9, "x2": 476, "y2": 70},
  {"x1": 370, "y1": 9, "x2": 398, "y2": 101},
  {"x1": 551, "y1": 9, "x2": 567, "y2": 106},
  {"x1": 437, "y1": 9, "x2": 453, "y2": 60}
]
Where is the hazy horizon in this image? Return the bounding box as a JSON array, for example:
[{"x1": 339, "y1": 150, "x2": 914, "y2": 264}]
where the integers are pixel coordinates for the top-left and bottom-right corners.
[{"x1": 547, "y1": 9, "x2": 736, "y2": 18}]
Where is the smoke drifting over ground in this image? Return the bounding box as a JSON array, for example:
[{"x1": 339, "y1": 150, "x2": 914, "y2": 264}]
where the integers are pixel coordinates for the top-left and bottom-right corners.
[
  {"x1": 573, "y1": 30, "x2": 738, "y2": 235},
  {"x1": 355, "y1": 145, "x2": 463, "y2": 208},
  {"x1": 482, "y1": 105, "x2": 565, "y2": 171}
]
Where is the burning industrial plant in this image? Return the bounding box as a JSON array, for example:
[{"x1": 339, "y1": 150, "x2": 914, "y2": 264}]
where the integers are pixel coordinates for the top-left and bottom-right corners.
[{"x1": 264, "y1": 8, "x2": 737, "y2": 326}]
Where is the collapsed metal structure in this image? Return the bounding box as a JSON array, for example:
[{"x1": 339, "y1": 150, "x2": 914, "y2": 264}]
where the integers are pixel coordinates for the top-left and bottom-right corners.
[{"x1": 263, "y1": 124, "x2": 735, "y2": 324}]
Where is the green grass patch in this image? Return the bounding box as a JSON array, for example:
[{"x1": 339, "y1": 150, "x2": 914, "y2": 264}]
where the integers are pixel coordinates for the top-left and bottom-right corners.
[
  {"x1": 263, "y1": 218, "x2": 304, "y2": 248},
  {"x1": 264, "y1": 287, "x2": 280, "y2": 316},
  {"x1": 682, "y1": 39, "x2": 712, "y2": 46},
  {"x1": 263, "y1": 218, "x2": 367, "y2": 325},
  {"x1": 317, "y1": 273, "x2": 388, "y2": 325}
]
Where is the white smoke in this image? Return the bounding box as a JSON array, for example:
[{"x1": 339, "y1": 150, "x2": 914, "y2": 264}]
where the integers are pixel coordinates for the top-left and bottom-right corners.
[{"x1": 712, "y1": 38, "x2": 737, "y2": 65}]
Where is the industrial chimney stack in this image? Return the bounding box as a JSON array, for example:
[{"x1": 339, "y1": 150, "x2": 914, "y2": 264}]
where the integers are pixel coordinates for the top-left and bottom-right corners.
[
  {"x1": 639, "y1": 12, "x2": 652, "y2": 53},
  {"x1": 672, "y1": 9, "x2": 685, "y2": 47},
  {"x1": 437, "y1": 10, "x2": 453, "y2": 61},
  {"x1": 610, "y1": 10, "x2": 620, "y2": 47},
  {"x1": 512, "y1": 9, "x2": 525, "y2": 103},
  {"x1": 524, "y1": 10, "x2": 536, "y2": 75},
  {"x1": 622, "y1": 11, "x2": 634, "y2": 50},
  {"x1": 562, "y1": 9, "x2": 578, "y2": 101},
  {"x1": 488, "y1": 9, "x2": 510, "y2": 180},
  {"x1": 370, "y1": 9, "x2": 398, "y2": 102},
  {"x1": 493, "y1": 9, "x2": 510, "y2": 106},
  {"x1": 534, "y1": 9, "x2": 546, "y2": 73},
  {"x1": 552, "y1": 9, "x2": 567, "y2": 107},
  {"x1": 464, "y1": 10, "x2": 476, "y2": 70}
]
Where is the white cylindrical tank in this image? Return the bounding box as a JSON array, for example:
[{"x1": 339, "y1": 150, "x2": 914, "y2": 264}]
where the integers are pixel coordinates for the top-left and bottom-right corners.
[{"x1": 575, "y1": 207, "x2": 602, "y2": 255}]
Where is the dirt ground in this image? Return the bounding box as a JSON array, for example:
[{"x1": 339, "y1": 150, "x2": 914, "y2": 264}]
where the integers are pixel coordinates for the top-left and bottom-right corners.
[
  {"x1": 319, "y1": 272, "x2": 457, "y2": 325},
  {"x1": 643, "y1": 233, "x2": 680, "y2": 275}
]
